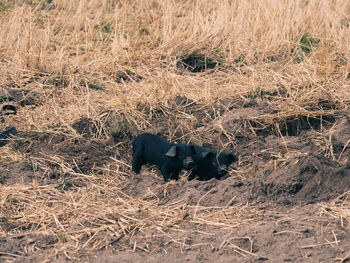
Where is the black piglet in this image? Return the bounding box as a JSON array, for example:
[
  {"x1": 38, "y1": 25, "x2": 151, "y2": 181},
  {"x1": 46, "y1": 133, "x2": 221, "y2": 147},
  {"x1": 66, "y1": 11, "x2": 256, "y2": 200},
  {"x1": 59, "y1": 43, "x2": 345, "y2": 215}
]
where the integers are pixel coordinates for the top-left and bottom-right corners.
[{"x1": 132, "y1": 133, "x2": 195, "y2": 182}]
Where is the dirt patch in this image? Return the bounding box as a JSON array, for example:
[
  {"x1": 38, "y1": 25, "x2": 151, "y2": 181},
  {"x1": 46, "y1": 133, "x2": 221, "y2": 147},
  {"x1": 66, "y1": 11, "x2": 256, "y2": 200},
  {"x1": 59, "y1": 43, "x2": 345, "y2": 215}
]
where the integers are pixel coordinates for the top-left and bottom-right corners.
[
  {"x1": 53, "y1": 140, "x2": 116, "y2": 174},
  {"x1": 12, "y1": 132, "x2": 116, "y2": 182},
  {"x1": 177, "y1": 54, "x2": 219, "y2": 73},
  {"x1": 0, "y1": 234, "x2": 58, "y2": 259},
  {"x1": 72, "y1": 118, "x2": 98, "y2": 138},
  {"x1": 0, "y1": 87, "x2": 39, "y2": 107},
  {"x1": 115, "y1": 70, "x2": 142, "y2": 83},
  {"x1": 0, "y1": 162, "x2": 36, "y2": 185}
]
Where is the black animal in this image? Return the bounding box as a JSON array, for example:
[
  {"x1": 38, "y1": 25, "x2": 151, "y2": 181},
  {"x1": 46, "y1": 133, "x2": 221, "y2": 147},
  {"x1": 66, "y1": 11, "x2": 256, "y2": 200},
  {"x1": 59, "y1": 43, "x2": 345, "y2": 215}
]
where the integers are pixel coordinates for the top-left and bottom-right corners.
[
  {"x1": 188, "y1": 145, "x2": 238, "y2": 181},
  {"x1": 0, "y1": 127, "x2": 17, "y2": 146},
  {"x1": 1, "y1": 105, "x2": 17, "y2": 115},
  {"x1": 132, "y1": 133, "x2": 195, "y2": 182},
  {"x1": 0, "y1": 104, "x2": 17, "y2": 146}
]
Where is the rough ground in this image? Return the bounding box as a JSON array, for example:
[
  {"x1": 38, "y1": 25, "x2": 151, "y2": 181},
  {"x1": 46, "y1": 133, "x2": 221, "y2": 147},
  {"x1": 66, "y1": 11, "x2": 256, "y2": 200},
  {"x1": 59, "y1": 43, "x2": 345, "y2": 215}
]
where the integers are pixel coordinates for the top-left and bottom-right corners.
[{"x1": 1, "y1": 97, "x2": 350, "y2": 263}]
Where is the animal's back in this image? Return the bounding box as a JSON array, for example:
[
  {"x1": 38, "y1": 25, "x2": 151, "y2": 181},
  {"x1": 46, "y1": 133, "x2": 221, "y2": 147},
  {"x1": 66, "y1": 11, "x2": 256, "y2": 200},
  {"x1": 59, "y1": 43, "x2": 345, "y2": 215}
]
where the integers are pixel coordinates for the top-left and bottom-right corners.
[{"x1": 133, "y1": 133, "x2": 171, "y2": 165}]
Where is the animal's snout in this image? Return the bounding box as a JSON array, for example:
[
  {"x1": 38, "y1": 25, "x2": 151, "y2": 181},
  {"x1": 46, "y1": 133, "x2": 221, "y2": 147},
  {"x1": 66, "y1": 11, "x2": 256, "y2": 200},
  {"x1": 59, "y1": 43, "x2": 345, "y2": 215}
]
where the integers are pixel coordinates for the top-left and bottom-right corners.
[{"x1": 183, "y1": 156, "x2": 195, "y2": 168}]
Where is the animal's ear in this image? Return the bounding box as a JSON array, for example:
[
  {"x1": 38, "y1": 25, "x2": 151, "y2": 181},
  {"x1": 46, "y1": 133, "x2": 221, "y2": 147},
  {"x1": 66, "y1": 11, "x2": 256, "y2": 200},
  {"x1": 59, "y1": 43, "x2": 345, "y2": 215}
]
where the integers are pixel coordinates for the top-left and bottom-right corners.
[
  {"x1": 228, "y1": 153, "x2": 238, "y2": 162},
  {"x1": 201, "y1": 151, "x2": 212, "y2": 158},
  {"x1": 165, "y1": 146, "x2": 177, "y2": 157}
]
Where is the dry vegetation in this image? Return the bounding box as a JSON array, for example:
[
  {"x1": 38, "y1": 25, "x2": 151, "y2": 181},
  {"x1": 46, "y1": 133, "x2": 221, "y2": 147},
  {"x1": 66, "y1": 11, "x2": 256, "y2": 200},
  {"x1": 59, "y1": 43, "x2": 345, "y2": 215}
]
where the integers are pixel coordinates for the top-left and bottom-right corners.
[{"x1": 0, "y1": 0, "x2": 350, "y2": 262}]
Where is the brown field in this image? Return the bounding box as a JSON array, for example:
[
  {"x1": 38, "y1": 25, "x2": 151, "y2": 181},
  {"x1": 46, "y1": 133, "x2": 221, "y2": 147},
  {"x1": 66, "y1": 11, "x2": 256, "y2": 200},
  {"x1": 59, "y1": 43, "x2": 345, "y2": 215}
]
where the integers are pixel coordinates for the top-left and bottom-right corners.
[{"x1": 0, "y1": 0, "x2": 350, "y2": 262}]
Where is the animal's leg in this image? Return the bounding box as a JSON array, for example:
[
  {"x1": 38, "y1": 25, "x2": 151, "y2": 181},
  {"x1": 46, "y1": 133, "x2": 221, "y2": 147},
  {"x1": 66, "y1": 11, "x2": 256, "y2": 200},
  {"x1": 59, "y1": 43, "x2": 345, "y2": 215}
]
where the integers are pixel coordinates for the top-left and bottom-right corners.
[
  {"x1": 160, "y1": 165, "x2": 172, "y2": 182},
  {"x1": 132, "y1": 149, "x2": 145, "y2": 174},
  {"x1": 170, "y1": 170, "x2": 180, "y2": 180}
]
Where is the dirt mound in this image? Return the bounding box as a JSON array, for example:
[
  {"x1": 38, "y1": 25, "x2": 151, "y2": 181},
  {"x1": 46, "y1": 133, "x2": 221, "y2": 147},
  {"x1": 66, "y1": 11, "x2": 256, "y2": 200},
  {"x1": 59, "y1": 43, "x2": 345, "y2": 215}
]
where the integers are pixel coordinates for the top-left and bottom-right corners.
[
  {"x1": 122, "y1": 171, "x2": 249, "y2": 207},
  {"x1": 122, "y1": 105, "x2": 350, "y2": 207},
  {"x1": 331, "y1": 118, "x2": 350, "y2": 165},
  {"x1": 256, "y1": 154, "x2": 350, "y2": 205},
  {"x1": 122, "y1": 152, "x2": 350, "y2": 209}
]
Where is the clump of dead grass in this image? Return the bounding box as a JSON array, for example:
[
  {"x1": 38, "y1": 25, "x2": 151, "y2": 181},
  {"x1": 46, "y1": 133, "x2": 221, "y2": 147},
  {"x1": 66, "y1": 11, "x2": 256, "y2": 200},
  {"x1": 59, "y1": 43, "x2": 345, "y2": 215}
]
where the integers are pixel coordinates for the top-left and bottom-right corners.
[{"x1": 320, "y1": 191, "x2": 350, "y2": 229}]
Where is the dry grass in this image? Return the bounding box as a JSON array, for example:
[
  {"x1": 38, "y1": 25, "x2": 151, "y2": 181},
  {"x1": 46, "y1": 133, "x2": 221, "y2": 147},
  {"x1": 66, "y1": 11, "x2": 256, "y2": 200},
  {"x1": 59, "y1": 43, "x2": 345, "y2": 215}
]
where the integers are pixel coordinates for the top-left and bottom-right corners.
[
  {"x1": 1, "y1": 0, "x2": 350, "y2": 261},
  {"x1": 0, "y1": 171, "x2": 272, "y2": 260}
]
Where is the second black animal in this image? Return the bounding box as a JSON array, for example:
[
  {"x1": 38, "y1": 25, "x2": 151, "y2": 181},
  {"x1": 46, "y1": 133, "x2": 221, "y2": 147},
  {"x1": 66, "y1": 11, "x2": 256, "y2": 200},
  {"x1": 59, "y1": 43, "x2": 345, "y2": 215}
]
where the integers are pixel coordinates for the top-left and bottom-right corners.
[{"x1": 189, "y1": 145, "x2": 238, "y2": 181}]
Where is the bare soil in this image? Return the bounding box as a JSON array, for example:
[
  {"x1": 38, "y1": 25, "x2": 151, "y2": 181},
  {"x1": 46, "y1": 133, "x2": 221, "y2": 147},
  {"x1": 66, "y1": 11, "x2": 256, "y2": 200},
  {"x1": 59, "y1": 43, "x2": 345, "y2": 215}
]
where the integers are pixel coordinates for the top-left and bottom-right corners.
[{"x1": 1, "y1": 98, "x2": 350, "y2": 263}]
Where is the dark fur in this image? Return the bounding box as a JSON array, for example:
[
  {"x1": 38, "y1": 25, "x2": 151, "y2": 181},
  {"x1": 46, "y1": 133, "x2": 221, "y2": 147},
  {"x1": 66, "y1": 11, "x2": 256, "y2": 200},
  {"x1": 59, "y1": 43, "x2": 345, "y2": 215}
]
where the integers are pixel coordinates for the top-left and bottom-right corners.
[
  {"x1": 0, "y1": 127, "x2": 17, "y2": 146},
  {"x1": 1, "y1": 105, "x2": 17, "y2": 115},
  {"x1": 132, "y1": 133, "x2": 195, "y2": 182},
  {"x1": 189, "y1": 145, "x2": 238, "y2": 181}
]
